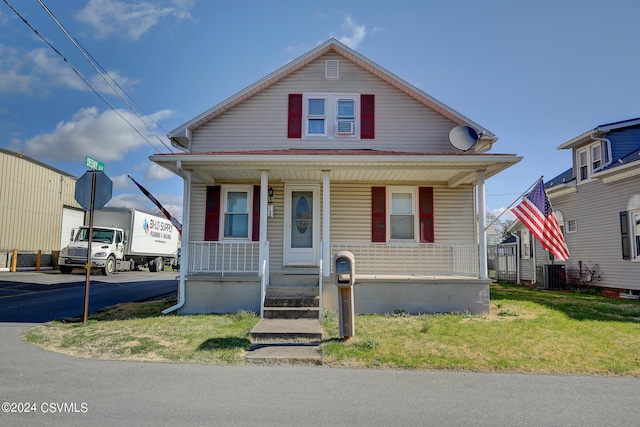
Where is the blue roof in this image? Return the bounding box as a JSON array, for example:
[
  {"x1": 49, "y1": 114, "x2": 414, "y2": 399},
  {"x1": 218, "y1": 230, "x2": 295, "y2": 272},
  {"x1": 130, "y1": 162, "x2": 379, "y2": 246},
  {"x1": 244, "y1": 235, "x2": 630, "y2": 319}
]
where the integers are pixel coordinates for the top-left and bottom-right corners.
[{"x1": 545, "y1": 168, "x2": 575, "y2": 189}]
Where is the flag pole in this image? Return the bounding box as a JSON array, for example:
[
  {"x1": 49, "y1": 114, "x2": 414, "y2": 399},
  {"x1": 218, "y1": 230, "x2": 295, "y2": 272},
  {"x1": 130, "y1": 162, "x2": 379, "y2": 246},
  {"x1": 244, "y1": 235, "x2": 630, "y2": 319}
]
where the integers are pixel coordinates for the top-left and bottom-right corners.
[{"x1": 485, "y1": 176, "x2": 543, "y2": 231}]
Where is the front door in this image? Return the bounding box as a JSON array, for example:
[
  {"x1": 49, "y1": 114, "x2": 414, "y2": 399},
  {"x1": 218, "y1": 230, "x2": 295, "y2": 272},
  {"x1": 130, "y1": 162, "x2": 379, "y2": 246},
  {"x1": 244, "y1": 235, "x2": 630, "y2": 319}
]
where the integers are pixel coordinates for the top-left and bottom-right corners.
[{"x1": 284, "y1": 185, "x2": 319, "y2": 266}]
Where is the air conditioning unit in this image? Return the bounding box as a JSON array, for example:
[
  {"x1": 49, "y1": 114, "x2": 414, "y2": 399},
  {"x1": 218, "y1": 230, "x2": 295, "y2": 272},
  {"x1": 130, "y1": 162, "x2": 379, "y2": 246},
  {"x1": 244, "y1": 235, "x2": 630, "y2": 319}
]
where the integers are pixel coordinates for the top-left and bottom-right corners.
[{"x1": 336, "y1": 120, "x2": 354, "y2": 135}]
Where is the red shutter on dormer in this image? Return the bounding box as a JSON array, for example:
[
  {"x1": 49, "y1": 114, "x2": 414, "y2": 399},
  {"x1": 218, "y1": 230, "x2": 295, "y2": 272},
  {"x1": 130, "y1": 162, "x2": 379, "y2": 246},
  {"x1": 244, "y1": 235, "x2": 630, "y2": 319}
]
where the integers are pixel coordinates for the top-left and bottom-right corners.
[
  {"x1": 252, "y1": 185, "x2": 260, "y2": 242},
  {"x1": 361, "y1": 94, "x2": 375, "y2": 139},
  {"x1": 419, "y1": 187, "x2": 434, "y2": 243},
  {"x1": 288, "y1": 94, "x2": 302, "y2": 138},
  {"x1": 371, "y1": 186, "x2": 386, "y2": 242},
  {"x1": 205, "y1": 186, "x2": 221, "y2": 241}
]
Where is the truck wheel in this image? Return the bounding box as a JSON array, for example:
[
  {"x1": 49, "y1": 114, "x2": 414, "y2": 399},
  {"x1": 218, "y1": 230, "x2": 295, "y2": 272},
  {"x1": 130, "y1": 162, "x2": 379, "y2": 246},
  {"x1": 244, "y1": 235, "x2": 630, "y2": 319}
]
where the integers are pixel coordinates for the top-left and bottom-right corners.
[
  {"x1": 156, "y1": 257, "x2": 165, "y2": 272},
  {"x1": 59, "y1": 266, "x2": 73, "y2": 274},
  {"x1": 148, "y1": 259, "x2": 157, "y2": 272},
  {"x1": 103, "y1": 255, "x2": 116, "y2": 276}
]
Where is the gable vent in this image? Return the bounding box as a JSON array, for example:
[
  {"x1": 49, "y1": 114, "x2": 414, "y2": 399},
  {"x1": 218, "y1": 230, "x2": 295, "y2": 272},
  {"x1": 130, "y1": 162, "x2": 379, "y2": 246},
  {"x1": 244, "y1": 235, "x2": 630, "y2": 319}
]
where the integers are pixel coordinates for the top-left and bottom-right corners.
[{"x1": 325, "y1": 60, "x2": 339, "y2": 79}]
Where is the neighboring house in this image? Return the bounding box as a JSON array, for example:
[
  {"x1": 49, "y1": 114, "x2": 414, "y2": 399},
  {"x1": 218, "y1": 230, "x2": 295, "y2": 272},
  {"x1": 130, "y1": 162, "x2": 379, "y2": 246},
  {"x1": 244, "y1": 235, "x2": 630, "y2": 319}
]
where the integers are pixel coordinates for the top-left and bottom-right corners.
[
  {"x1": 0, "y1": 148, "x2": 83, "y2": 270},
  {"x1": 150, "y1": 39, "x2": 521, "y2": 315},
  {"x1": 504, "y1": 219, "x2": 558, "y2": 287},
  {"x1": 516, "y1": 118, "x2": 640, "y2": 294}
]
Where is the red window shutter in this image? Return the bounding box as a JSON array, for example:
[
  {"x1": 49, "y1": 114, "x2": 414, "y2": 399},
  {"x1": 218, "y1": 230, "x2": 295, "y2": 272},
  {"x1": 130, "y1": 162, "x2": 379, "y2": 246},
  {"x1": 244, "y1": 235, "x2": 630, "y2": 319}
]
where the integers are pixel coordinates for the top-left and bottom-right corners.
[
  {"x1": 419, "y1": 187, "x2": 434, "y2": 243},
  {"x1": 205, "y1": 186, "x2": 221, "y2": 241},
  {"x1": 252, "y1": 185, "x2": 261, "y2": 242},
  {"x1": 361, "y1": 94, "x2": 375, "y2": 139},
  {"x1": 371, "y1": 186, "x2": 386, "y2": 242},
  {"x1": 288, "y1": 94, "x2": 302, "y2": 138}
]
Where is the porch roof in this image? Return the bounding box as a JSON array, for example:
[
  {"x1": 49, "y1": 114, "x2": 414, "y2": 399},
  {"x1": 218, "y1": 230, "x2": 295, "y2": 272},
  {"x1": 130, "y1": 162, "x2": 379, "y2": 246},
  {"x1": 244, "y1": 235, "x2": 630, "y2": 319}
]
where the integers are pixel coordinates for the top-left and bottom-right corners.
[{"x1": 149, "y1": 149, "x2": 521, "y2": 187}]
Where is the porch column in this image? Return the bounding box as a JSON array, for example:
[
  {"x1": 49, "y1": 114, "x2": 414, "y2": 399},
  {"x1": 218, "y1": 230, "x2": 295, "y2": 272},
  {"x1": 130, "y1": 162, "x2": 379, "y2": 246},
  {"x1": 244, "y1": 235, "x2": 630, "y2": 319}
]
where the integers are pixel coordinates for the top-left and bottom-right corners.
[
  {"x1": 322, "y1": 170, "x2": 330, "y2": 277},
  {"x1": 477, "y1": 170, "x2": 488, "y2": 279},
  {"x1": 259, "y1": 171, "x2": 268, "y2": 277}
]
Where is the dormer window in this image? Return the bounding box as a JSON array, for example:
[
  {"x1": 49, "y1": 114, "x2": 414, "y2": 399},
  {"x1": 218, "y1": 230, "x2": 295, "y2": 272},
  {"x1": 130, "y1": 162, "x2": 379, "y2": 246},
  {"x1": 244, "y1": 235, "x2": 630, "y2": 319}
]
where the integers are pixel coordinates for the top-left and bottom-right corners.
[{"x1": 576, "y1": 139, "x2": 611, "y2": 182}]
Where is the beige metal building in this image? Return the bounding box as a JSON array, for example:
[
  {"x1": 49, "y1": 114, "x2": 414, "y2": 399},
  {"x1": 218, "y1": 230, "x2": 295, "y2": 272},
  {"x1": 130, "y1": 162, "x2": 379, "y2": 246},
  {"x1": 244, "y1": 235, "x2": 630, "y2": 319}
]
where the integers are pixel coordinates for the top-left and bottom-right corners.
[{"x1": 0, "y1": 148, "x2": 83, "y2": 269}]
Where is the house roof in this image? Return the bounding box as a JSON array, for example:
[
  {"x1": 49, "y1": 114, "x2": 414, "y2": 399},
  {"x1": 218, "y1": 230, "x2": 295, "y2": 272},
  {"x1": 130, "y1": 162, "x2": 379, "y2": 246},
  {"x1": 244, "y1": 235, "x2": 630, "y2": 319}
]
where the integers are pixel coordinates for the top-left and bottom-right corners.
[
  {"x1": 545, "y1": 168, "x2": 575, "y2": 190},
  {"x1": 557, "y1": 117, "x2": 640, "y2": 150},
  {"x1": 548, "y1": 117, "x2": 640, "y2": 189},
  {"x1": 168, "y1": 38, "x2": 498, "y2": 151},
  {"x1": 149, "y1": 148, "x2": 521, "y2": 186}
]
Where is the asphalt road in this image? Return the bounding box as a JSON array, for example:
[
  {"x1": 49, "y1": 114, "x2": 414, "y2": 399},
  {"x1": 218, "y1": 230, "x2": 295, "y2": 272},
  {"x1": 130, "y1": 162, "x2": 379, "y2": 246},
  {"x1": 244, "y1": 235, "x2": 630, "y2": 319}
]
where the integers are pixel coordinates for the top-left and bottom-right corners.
[
  {"x1": 3, "y1": 271, "x2": 640, "y2": 426},
  {"x1": 0, "y1": 270, "x2": 178, "y2": 322},
  {"x1": 2, "y1": 322, "x2": 640, "y2": 427}
]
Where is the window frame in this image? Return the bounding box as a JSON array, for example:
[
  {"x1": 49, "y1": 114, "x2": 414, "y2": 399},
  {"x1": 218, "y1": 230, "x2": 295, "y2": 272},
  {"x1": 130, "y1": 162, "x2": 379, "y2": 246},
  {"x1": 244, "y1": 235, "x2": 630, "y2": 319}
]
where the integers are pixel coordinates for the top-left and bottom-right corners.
[
  {"x1": 629, "y1": 196, "x2": 640, "y2": 262},
  {"x1": 387, "y1": 187, "x2": 418, "y2": 242},
  {"x1": 567, "y1": 219, "x2": 577, "y2": 233},
  {"x1": 576, "y1": 140, "x2": 610, "y2": 183},
  {"x1": 632, "y1": 211, "x2": 640, "y2": 261},
  {"x1": 521, "y1": 228, "x2": 531, "y2": 260},
  {"x1": 302, "y1": 93, "x2": 360, "y2": 140},
  {"x1": 221, "y1": 185, "x2": 253, "y2": 240}
]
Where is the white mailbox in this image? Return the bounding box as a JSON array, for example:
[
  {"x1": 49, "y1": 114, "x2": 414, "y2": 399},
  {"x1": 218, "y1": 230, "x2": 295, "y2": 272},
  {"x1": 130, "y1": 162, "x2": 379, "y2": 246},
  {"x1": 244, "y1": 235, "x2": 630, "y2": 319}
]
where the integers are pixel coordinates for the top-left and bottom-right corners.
[{"x1": 334, "y1": 251, "x2": 355, "y2": 338}]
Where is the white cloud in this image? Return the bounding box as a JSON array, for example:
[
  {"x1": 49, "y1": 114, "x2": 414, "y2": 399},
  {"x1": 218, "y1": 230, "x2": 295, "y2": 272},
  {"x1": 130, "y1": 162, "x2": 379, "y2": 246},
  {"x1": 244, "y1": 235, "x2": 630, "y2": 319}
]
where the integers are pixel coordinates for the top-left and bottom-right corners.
[
  {"x1": 111, "y1": 174, "x2": 132, "y2": 189},
  {"x1": 488, "y1": 207, "x2": 517, "y2": 221},
  {"x1": 23, "y1": 107, "x2": 172, "y2": 163},
  {"x1": 144, "y1": 162, "x2": 175, "y2": 181},
  {"x1": 75, "y1": 0, "x2": 194, "y2": 41},
  {"x1": 0, "y1": 44, "x2": 138, "y2": 96},
  {"x1": 107, "y1": 192, "x2": 183, "y2": 222},
  {"x1": 332, "y1": 15, "x2": 367, "y2": 49},
  {"x1": 106, "y1": 193, "x2": 150, "y2": 210}
]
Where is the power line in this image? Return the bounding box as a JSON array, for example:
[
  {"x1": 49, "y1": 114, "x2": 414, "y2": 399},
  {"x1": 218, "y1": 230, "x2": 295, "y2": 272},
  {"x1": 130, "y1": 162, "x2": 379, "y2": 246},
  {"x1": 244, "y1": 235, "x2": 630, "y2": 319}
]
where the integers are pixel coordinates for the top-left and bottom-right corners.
[
  {"x1": 156, "y1": 0, "x2": 210, "y2": 108},
  {"x1": 35, "y1": 0, "x2": 173, "y2": 152},
  {"x1": 4, "y1": 0, "x2": 170, "y2": 154}
]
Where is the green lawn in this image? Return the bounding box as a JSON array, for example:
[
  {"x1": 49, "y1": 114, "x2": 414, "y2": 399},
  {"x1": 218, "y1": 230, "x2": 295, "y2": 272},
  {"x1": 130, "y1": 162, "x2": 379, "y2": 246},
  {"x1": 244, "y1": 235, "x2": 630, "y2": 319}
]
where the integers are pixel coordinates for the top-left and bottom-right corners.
[{"x1": 23, "y1": 283, "x2": 640, "y2": 376}]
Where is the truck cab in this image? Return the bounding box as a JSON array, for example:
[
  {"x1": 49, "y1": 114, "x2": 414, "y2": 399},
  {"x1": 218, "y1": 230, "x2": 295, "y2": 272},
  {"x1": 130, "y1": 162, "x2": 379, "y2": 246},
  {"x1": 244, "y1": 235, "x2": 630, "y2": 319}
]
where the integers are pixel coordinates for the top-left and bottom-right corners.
[{"x1": 58, "y1": 226, "x2": 125, "y2": 275}]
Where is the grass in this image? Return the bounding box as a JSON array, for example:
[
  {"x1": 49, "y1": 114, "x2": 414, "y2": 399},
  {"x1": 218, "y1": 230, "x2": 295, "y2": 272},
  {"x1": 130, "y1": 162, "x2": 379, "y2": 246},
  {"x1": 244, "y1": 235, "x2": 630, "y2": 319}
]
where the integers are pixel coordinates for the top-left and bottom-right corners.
[
  {"x1": 23, "y1": 283, "x2": 640, "y2": 375},
  {"x1": 23, "y1": 297, "x2": 260, "y2": 365}
]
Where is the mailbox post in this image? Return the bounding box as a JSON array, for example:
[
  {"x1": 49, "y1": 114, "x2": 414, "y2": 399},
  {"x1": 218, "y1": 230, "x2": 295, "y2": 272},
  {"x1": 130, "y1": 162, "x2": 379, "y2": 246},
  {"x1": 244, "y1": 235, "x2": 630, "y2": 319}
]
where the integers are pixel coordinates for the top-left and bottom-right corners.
[{"x1": 334, "y1": 251, "x2": 355, "y2": 339}]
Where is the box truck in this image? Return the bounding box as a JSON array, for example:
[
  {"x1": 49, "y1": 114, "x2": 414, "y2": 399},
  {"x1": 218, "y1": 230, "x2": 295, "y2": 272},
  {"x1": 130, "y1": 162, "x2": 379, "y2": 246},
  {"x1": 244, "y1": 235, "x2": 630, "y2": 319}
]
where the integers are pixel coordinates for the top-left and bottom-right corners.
[{"x1": 58, "y1": 207, "x2": 180, "y2": 275}]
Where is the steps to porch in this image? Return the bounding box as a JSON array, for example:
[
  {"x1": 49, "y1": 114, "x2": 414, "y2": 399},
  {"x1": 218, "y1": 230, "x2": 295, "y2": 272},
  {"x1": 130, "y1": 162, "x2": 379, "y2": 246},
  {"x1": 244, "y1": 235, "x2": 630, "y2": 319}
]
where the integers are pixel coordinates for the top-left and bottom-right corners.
[{"x1": 245, "y1": 274, "x2": 323, "y2": 363}]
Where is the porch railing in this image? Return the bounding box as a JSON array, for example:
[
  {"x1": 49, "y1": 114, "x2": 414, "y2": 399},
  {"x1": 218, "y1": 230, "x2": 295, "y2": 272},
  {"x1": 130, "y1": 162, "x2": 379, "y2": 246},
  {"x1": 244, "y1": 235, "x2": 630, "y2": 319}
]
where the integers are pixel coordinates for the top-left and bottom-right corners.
[
  {"x1": 188, "y1": 241, "x2": 260, "y2": 276},
  {"x1": 329, "y1": 242, "x2": 479, "y2": 278}
]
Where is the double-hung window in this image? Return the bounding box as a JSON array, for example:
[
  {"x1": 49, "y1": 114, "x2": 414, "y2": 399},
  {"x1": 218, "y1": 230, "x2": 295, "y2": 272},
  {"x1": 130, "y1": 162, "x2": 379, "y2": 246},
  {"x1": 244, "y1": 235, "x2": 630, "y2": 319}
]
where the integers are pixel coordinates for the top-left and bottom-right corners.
[
  {"x1": 576, "y1": 140, "x2": 611, "y2": 182},
  {"x1": 577, "y1": 149, "x2": 589, "y2": 182},
  {"x1": 222, "y1": 187, "x2": 251, "y2": 239},
  {"x1": 303, "y1": 93, "x2": 358, "y2": 139},
  {"x1": 306, "y1": 97, "x2": 327, "y2": 136},
  {"x1": 336, "y1": 98, "x2": 355, "y2": 135},
  {"x1": 633, "y1": 212, "x2": 640, "y2": 260},
  {"x1": 389, "y1": 188, "x2": 416, "y2": 240},
  {"x1": 591, "y1": 144, "x2": 602, "y2": 170}
]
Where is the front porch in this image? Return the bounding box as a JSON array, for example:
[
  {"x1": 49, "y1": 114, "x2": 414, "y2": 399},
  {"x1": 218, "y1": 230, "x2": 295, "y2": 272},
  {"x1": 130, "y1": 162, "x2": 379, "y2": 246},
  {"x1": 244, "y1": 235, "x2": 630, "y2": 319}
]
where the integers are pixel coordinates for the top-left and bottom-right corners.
[{"x1": 178, "y1": 240, "x2": 489, "y2": 315}]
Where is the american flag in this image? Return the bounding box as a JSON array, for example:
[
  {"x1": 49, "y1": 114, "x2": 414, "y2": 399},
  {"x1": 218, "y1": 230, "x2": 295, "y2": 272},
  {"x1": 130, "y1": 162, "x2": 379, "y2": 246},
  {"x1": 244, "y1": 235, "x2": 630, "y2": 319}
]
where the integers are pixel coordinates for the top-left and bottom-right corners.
[
  {"x1": 511, "y1": 179, "x2": 570, "y2": 261},
  {"x1": 128, "y1": 175, "x2": 182, "y2": 236}
]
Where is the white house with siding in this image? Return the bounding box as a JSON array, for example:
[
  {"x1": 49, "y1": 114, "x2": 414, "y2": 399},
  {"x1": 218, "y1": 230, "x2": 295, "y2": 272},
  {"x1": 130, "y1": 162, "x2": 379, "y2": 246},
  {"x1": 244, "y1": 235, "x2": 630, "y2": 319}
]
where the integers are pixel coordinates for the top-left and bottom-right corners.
[
  {"x1": 151, "y1": 39, "x2": 521, "y2": 316},
  {"x1": 542, "y1": 118, "x2": 640, "y2": 295}
]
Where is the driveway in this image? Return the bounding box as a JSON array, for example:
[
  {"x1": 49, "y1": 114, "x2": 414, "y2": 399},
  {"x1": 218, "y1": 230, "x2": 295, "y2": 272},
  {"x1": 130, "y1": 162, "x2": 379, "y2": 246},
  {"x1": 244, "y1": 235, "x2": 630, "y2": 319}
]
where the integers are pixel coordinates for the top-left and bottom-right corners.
[{"x1": 2, "y1": 322, "x2": 640, "y2": 426}]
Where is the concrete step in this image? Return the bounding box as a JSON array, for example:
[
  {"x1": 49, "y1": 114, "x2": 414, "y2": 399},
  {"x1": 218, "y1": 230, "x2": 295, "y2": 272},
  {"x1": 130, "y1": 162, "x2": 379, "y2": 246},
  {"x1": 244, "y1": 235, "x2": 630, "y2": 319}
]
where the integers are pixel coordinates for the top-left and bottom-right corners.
[
  {"x1": 264, "y1": 296, "x2": 319, "y2": 307},
  {"x1": 265, "y1": 286, "x2": 319, "y2": 298},
  {"x1": 244, "y1": 342, "x2": 322, "y2": 364},
  {"x1": 263, "y1": 307, "x2": 319, "y2": 319},
  {"x1": 249, "y1": 319, "x2": 323, "y2": 343}
]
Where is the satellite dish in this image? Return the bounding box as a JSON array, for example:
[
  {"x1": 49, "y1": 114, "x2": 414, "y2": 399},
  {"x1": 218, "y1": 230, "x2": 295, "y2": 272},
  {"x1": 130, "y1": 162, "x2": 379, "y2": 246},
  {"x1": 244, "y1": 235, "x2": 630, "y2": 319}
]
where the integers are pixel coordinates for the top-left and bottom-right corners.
[{"x1": 448, "y1": 125, "x2": 479, "y2": 151}]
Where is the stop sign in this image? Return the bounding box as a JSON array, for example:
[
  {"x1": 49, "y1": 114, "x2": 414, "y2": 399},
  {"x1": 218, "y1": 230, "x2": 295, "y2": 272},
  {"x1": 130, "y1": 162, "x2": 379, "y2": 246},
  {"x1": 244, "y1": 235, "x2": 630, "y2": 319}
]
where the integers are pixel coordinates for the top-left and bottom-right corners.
[{"x1": 75, "y1": 170, "x2": 113, "y2": 210}]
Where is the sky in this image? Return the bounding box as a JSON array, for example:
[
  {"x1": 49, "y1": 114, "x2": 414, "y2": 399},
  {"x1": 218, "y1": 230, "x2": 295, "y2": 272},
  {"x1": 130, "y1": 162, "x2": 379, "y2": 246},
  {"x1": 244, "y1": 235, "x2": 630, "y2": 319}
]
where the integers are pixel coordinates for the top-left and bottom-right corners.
[{"x1": 2, "y1": 0, "x2": 640, "y2": 224}]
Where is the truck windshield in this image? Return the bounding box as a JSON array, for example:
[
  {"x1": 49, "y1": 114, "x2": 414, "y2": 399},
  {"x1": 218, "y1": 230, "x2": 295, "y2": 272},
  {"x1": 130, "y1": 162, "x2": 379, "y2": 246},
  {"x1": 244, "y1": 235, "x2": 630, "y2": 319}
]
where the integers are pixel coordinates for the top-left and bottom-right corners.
[{"x1": 75, "y1": 228, "x2": 115, "y2": 244}]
